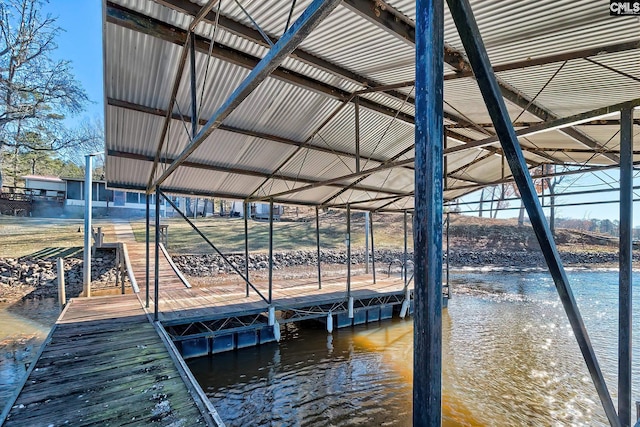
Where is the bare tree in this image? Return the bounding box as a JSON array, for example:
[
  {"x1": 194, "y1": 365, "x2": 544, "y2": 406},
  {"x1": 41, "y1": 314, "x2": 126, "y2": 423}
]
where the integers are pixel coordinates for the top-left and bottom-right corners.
[
  {"x1": 0, "y1": 0, "x2": 88, "y2": 187},
  {"x1": 542, "y1": 164, "x2": 565, "y2": 234}
]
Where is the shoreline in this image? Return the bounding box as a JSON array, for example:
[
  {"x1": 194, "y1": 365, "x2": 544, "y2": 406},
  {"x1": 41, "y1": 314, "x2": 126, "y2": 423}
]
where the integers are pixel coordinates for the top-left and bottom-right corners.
[{"x1": 0, "y1": 248, "x2": 631, "y2": 305}]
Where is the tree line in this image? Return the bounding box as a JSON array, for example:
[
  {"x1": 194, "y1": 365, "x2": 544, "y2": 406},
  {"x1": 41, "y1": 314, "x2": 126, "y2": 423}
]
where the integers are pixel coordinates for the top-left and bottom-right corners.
[{"x1": 0, "y1": 0, "x2": 102, "y2": 190}]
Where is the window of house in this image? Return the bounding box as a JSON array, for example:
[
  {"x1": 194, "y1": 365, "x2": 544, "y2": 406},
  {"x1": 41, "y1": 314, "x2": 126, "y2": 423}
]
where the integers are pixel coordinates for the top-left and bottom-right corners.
[{"x1": 126, "y1": 192, "x2": 139, "y2": 204}]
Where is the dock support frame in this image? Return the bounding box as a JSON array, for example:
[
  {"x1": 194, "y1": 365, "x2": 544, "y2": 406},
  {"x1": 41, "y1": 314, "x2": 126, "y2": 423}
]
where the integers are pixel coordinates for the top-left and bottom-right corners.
[
  {"x1": 619, "y1": 106, "x2": 633, "y2": 427},
  {"x1": 269, "y1": 198, "x2": 274, "y2": 304},
  {"x1": 403, "y1": 210, "x2": 408, "y2": 287},
  {"x1": 365, "y1": 211, "x2": 370, "y2": 274},
  {"x1": 161, "y1": 190, "x2": 268, "y2": 303},
  {"x1": 370, "y1": 212, "x2": 376, "y2": 284},
  {"x1": 346, "y1": 204, "x2": 351, "y2": 298},
  {"x1": 414, "y1": 0, "x2": 443, "y2": 424},
  {"x1": 154, "y1": 187, "x2": 160, "y2": 322},
  {"x1": 244, "y1": 201, "x2": 250, "y2": 297},
  {"x1": 145, "y1": 194, "x2": 150, "y2": 307},
  {"x1": 316, "y1": 206, "x2": 322, "y2": 289},
  {"x1": 83, "y1": 154, "x2": 94, "y2": 298},
  {"x1": 448, "y1": 0, "x2": 619, "y2": 425}
]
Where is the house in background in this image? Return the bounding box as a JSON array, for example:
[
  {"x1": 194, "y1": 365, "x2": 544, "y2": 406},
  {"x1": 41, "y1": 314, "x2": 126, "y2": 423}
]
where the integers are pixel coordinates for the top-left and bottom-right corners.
[{"x1": 3, "y1": 175, "x2": 281, "y2": 219}]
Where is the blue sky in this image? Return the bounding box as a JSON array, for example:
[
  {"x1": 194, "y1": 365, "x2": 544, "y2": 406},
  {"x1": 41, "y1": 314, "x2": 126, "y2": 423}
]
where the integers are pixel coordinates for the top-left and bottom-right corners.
[
  {"x1": 42, "y1": 0, "x2": 104, "y2": 127},
  {"x1": 41, "y1": 1, "x2": 634, "y2": 222}
]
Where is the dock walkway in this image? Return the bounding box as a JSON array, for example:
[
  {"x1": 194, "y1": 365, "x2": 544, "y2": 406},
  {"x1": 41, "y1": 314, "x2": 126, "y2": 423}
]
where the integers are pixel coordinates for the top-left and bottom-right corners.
[{"x1": 1, "y1": 294, "x2": 220, "y2": 426}]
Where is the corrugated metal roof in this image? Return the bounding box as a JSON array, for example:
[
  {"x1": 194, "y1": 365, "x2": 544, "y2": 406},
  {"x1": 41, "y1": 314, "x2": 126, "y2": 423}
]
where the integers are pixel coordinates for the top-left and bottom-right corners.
[{"x1": 104, "y1": 0, "x2": 640, "y2": 211}]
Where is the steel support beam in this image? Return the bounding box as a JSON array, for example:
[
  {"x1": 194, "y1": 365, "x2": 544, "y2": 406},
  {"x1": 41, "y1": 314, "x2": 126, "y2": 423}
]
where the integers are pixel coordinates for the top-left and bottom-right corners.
[
  {"x1": 445, "y1": 40, "x2": 640, "y2": 80},
  {"x1": 161, "y1": 191, "x2": 268, "y2": 303},
  {"x1": 316, "y1": 206, "x2": 322, "y2": 289},
  {"x1": 189, "y1": 31, "x2": 198, "y2": 137},
  {"x1": 251, "y1": 158, "x2": 414, "y2": 201},
  {"x1": 446, "y1": 161, "x2": 640, "y2": 194},
  {"x1": 108, "y1": 97, "x2": 415, "y2": 169},
  {"x1": 108, "y1": 149, "x2": 407, "y2": 198},
  {"x1": 370, "y1": 212, "x2": 376, "y2": 284},
  {"x1": 268, "y1": 198, "x2": 274, "y2": 304},
  {"x1": 244, "y1": 201, "x2": 250, "y2": 297},
  {"x1": 147, "y1": 0, "x2": 342, "y2": 191},
  {"x1": 83, "y1": 155, "x2": 93, "y2": 298},
  {"x1": 346, "y1": 204, "x2": 351, "y2": 298},
  {"x1": 445, "y1": 98, "x2": 640, "y2": 155},
  {"x1": 448, "y1": 1, "x2": 619, "y2": 425},
  {"x1": 619, "y1": 106, "x2": 634, "y2": 427},
  {"x1": 154, "y1": 188, "x2": 160, "y2": 322},
  {"x1": 355, "y1": 96, "x2": 361, "y2": 173},
  {"x1": 145, "y1": 194, "x2": 150, "y2": 308},
  {"x1": 414, "y1": 0, "x2": 444, "y2": 424},
  {"x1": 403, "y1": 210, "x2": 408, "y2": 287},
  {"x1": 364, "y1": 211, "x2": 370, "y2": 274},
  {"x1": 446, "y1": 212, "x2": 451, "y2": 299}
]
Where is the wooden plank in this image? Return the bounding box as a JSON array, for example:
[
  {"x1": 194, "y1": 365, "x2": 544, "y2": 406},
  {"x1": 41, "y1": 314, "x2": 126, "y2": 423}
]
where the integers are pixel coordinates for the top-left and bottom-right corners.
[{"x1": 2, "y1": 294, "x2": 215, "y2": 427}]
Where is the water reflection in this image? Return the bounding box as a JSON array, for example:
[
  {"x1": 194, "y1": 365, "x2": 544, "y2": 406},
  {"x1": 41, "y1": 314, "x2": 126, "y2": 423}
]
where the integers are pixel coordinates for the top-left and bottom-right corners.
[
  {"x1": 0, "y1": 298, "x2": 58, "y2": 409},
  {"x1": 187, "y1": 270, "x2": 639, "y2": 426}
]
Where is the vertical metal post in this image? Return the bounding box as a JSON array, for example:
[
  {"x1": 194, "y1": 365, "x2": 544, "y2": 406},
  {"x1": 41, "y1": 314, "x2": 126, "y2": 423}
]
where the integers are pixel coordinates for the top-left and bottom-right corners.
[
  {"x1": 355, "y1": 96, "x2": 361, "y2": 173},
  {"x1": 244, "y1": 201, "x2": 250, "y2": 297},
  {"x1": 346, "y1": 204, "x2": 351, "y2": 298},
  {"x1": 619, "y1": 106, "x2": 634, "y2": 427},
  {"x1": 189, "y1": 31, "x2": 198, "y2": 138},
  {"x1": 446, "y1": 212, "x2": 451, "y2": 299},
  {"x1": 365, "y1": 211, "x2": 370, "y2": 274},
  {"x1": 403, "y1": 210, "x2": 408, "y2": 286},
  {"x1": 316, "y1": 206, "x2": 322, "y2": 289},
  {"x1": 57, "y1": 258, "x2": 65, "y2": 309},
  {"x1": 370, "y1": 212, "x2": 376, "y2": 284},
  {"x1": 447, "y1": 0, "x2": 619, "y2": 424},
  {"x1": 268, "y1": 198, "x2": 274, "y2": 304},
  {"x1": 83, "y1": 154, "x2": 93, "y2": 298},
  {"x1": 145, "y1": 194, "x2": 150, "y2": 308},
  {"x1": 415, "y1": 0, "x2": 443, "y2": 424},
  {"x1": 154, "y1": 188, "x2": 160, "y2": 322}
]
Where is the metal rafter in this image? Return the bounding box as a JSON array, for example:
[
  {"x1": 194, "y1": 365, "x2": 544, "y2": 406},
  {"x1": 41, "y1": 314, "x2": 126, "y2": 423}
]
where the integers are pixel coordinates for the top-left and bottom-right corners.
[
  {"x1": 444, "y1": 40, "x2": 640, "y2": 80},
  {"x1": 107, "y1": 97, "x2": 415, "y2": 170},
  {"x1": 249, "y1": 158, "x2": 415, "y2": 202},
  {"x1": 108, "y1": 149, "x2": 408, "y2": 197},
  {"x1": 343, "y1": 0, "x2": 621, "y2": 163},
  {"x1": 145, "y1": 0, "x2": 219, "y2": 192},
  {"x1": 445, "y1": 98, "x2": 640, "y2": 155},
  {"x1": 106, "y1": 2, "x2": 523, "y2": 166},
  {"x1": 148, "y1": 0, "x2": 343, "y2": 191},
  {"x1": 107, "y1": 2, "x2": 555, "y2": 199}
]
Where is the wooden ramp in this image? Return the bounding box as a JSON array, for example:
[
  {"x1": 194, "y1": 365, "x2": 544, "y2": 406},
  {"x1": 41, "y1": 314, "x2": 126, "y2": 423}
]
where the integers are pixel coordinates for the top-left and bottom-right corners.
[
  {"x1": 1, "y1": 295, "x2": 220, "y2": 426},
  {"x1": 127, "y1": 242, "x2": 190, "y2": 292}
]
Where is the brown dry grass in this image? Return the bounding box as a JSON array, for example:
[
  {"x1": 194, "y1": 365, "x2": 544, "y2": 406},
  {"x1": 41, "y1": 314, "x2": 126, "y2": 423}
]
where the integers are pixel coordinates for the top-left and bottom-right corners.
[
  {"x1": 0, "y1": 215, "x2": 115, "y2": 258},
  {"x1": 129, "y1": 211, "x2": 411, "y2": 255}
]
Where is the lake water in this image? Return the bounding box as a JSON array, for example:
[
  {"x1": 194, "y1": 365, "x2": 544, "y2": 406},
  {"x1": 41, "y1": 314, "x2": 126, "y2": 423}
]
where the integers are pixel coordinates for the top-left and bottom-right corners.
[
  {"x1": 1, "y1": 269, "x2": 637, "y2": 425},
  {"x1": 189, "y1": 269, "x2": 640, "y2": 426},
  {"x1": 0, "y1": 298, "x2": 59, "y2": 410}
]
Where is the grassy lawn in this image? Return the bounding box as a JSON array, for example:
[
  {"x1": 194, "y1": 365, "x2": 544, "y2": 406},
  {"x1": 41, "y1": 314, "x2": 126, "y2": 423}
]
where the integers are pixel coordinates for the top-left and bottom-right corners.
[
  {"x1": 0, "y1": 216, "x2": 115, "y2": 258},
  {"x1": 130, "y1": 212, "x2": 411, "y2": 255}
]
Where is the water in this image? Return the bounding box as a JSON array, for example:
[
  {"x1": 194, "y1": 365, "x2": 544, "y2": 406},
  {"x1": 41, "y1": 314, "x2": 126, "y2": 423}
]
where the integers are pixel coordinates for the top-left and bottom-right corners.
[
  {"x1": 0, "y1": 298, "x2": 59, "y2": 410},
  {"x1": 189, "y1": 269, "x2": 640, "y2": 426}
]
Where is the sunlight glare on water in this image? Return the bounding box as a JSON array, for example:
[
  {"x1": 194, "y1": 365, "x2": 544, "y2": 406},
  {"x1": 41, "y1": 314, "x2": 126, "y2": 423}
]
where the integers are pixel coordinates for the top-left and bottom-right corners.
[{"x1": 188, "y1": 270, "x2": 640, "y2": 426}]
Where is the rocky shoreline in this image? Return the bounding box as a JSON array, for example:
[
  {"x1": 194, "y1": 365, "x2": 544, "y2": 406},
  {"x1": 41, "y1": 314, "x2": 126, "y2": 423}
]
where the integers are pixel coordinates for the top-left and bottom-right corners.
[
  {"x1": 172, "y1": 248, "x2": 631, "y2": 277},
  {"x1": 0, "y1": 247, "x2": 631, "y2": 303},
  {"x1": 0, "y1": 249, "x2": 126, "y2": 303}
]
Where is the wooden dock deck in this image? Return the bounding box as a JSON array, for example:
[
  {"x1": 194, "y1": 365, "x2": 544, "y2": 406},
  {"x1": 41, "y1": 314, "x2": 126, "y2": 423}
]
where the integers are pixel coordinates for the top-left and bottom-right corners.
[
  {"x1": 1, "y1": 295, "x2": 220, "y2": 426},
  {"x1": 124, "y1": 241, "x2": 409, "y2": 324}
]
